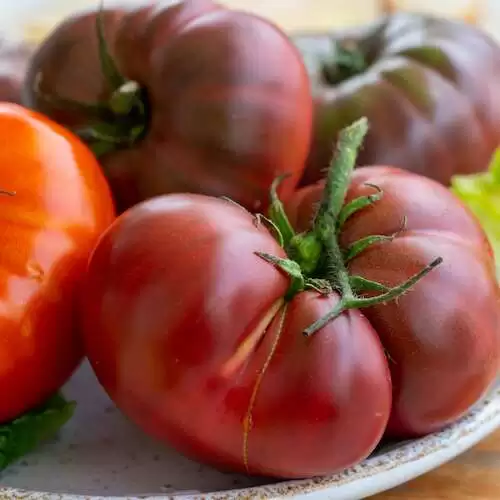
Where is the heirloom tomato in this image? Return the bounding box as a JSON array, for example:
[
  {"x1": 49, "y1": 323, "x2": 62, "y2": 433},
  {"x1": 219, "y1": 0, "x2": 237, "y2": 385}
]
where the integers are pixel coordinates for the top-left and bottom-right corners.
[
  {"x1": 0, "y1": 103, "x2": 114, "y2": 424},
  {"x1": 293, "y1": 12, "x2": 500, "y2": 186},
  {"x1": 23, "y1": 0, "x2": 312, "y2": 214},
  {"x1": 287, "y1": 166, "x2": 499, "y2": 438},
  {"x1": 80, "y1": 118, "x2": 499, "y2": 479}
]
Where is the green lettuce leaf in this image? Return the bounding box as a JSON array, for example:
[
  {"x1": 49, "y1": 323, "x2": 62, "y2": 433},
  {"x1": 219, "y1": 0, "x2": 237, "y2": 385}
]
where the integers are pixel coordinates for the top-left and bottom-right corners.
[
  {"x1": 0, "y1": 393, "x2": 75, "y2": 471},
  {"x1": 451, "y1": 149, "x2": 500, "y2": 272}
]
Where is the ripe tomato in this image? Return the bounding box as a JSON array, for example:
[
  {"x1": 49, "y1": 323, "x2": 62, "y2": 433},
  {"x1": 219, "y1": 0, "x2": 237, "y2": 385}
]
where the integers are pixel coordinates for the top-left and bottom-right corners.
[
  {"x1": 293, "y1": 12, "x2": 500, "y2": 186},
  {"x1": 0, "y1": 103, "x2": 115, "y2": 423},
  {"x1": 81, "y1": 193, "x2": 391, "y2": 478},
  {"x1": 80, "y1": 118, "x2": 499, "y2": 479},
  {"x1": 23, "y1": 0, "x2": 312, "y2": 214},
  {"x1": 287, "y1": 166, "x2": 499, "y2": 437}
]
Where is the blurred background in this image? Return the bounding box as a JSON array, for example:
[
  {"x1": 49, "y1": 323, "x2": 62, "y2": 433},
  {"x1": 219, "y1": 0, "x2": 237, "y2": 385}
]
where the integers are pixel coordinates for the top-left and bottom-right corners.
[{"x1": 4, "y1": 0, "x2": 499, "y2": 42}]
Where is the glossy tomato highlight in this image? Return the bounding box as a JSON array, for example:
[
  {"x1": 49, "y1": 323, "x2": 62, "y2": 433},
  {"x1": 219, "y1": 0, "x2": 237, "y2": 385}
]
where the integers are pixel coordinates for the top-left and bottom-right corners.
[{"x1": 0, "y1": 103, "x2": 115, "y2": 423}]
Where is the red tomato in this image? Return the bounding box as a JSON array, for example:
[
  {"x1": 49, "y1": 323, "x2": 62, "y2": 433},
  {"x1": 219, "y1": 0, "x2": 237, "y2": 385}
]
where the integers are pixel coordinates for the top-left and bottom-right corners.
[
  {"x1": 23, "y1": 0, "x2": 312, "y2": 214},
  {"x1": 0, "y1": 103, "x2": 115, "y2": 423},
  {"x1": 287, "y1": 166, "x2": 499, "y2": 437},
  {"x1": 293, "y1": 12, "x2": 500, "y2": 186},
  {"x1": 81, "y1": 194, "x2": 391, "y2": 478},
  {"x1": 80, "y1": 119, "x2": 499, "y2": 478}
]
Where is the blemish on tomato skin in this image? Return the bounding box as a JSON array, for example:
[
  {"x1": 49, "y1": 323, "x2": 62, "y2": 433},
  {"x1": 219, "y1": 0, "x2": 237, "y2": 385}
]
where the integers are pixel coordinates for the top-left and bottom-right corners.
[
  {"x1": 27, "y1": 261, "x2": 44, "y2": 282},
  {"x1": 242, "y1": 303, "x2": 288, "y2": 474},
  {"x1": 220, "y1": 298, "x2": 284, "y2": 379},
  {"x1": 242, "y1": 414, "x2": 252, "y2": 433},
  {"x1": 21, "y1": 317, "x2": 32, "y2": 338},
  {"x1": 242, "y1": 412, "x2": 253, "y2": 473},
  {"x1": 26, "y1": 260, "x2": 62, "y2": 303}
]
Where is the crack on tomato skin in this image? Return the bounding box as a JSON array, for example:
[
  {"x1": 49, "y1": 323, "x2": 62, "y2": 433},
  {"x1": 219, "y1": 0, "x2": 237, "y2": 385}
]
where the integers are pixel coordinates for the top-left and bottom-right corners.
[
  {"x1": 220, "y1": 298, "x2": 284, "y2": 379},
  {"x1": 242, "y1": 303, "x2": 288, "y2": 474}
]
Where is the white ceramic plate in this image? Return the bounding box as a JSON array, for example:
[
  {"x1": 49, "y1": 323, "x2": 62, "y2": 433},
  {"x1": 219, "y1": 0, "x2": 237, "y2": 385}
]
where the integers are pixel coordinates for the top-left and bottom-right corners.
[
  {"x1": 0, "y1": 362, "x2": 498, "y2": 500},
  {"x1": 2, "y1": 1, "x2": 500, "y2": 499}
]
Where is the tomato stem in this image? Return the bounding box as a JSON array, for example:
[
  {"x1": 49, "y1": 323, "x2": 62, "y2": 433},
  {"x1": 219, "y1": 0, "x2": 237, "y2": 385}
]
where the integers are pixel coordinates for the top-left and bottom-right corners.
[
  {"x1": 288, "y1": 232, "x2": 323, "y2": 275},
  {"x1": 313, "y1": 117, "x2": 369, "y2": 231},
  {"x1": 309, "y1": 118, "x2": 365, "y2": 320},
  {"x1": 286, "y1": 118, "x2": 369, "y2": 276},
  {"x1": 349, "y1": 275, "x2": 390, "y2": 294},
  {"x1": 268, "y1": 174, "x2": 296, "y2": 248},
  {"x1": 259, "y1": 117, "x2": 443, "y2": 335},
  {"x1": 336, "y1": 183, "x2": 383, "y2": 230},
  {"x1": 96, "y1": 6, "x2": 126, "y2": 91},
  {"x1": 343, "y1": 216, "x2": 406, "y2": 263},
  {"x1": 254, "y1": 214, "x2": 285, "y2": 248},
  {"x1": 255, "y1": 252, "x2": 305, "y2": 299},
  {"x1": 109, "y1": 81, "x2": 142, "y2": 115},
  {"x1": 82, "y1": 10, "x2": 148, "y2": 155},
  {"x1": 254, "y1": 252, "x2": 333, "y2": 299},
  {"x1": 303, "y1": 256, "x2": 443, "y2": 337}
]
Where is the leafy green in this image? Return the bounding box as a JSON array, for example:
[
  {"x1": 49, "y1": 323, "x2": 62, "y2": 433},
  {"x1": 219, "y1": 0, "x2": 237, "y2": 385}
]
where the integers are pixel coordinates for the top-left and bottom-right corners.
[
  {"x1": 451, "y1": 149, "x2": 500, "y2": 274},
  {"x1": 0, "y1": 393, "x2": 75, "y2": 471}
]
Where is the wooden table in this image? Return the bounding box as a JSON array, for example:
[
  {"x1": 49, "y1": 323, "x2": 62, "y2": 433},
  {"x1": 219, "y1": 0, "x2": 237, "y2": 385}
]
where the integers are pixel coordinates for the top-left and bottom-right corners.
[{"x1": 371, "y1": 429, "x2": 500, "y2": 499}]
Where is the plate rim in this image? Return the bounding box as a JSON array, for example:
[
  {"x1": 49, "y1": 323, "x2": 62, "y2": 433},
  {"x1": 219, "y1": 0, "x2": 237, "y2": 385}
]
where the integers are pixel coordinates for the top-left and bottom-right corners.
[{"x1": 0, "y1": 385, "x2": 498, "y2": 500}]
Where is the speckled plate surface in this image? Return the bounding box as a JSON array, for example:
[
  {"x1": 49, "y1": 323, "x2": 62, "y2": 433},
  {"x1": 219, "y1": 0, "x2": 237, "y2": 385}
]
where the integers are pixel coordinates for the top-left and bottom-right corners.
[{"x1": 0, "y1": 362, "x2": 497, "y2": 500}]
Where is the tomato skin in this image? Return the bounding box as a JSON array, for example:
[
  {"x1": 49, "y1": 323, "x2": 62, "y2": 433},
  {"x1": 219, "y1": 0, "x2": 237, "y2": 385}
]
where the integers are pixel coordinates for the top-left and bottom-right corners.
[
  {"x1": 287, "y1": 166, "x2": 500, "y2": 438},
  {"x1": 293, "y1": 13, "x2": 500, "y2": 186},
  {"x1": 81, "y1": 194, "x2": 291, "y2": 398},
  {"x1": 23, "y1": 0, "x2": 312, "y2": 213},
  {"x1": 235, "y1": 292, "x2": 391, "y2": 477},
  {"x1": 81, "y1": 194, "x2": 391, "y2": 478},
  {"x1": 0, "y1": 103, "x2": 115, "y2": 423}
]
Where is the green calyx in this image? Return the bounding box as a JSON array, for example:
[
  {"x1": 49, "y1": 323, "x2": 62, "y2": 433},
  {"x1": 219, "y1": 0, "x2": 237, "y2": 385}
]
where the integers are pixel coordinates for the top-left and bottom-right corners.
[
  {"x1": 35, "y1": 8, "x2": 148, "y2": 157},
  {"x1": 258, "y1": 117, "x2": 442, "y2": 336},
  {"x1": 321, "y1": 40, "x2": 368, "y2": 85}
]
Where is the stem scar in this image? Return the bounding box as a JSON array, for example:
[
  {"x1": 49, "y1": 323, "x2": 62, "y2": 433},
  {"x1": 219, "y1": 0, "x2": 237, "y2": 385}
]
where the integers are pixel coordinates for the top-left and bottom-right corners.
[{"x1": 242, "y1": 303, "x2": 288, "y2": 473}]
